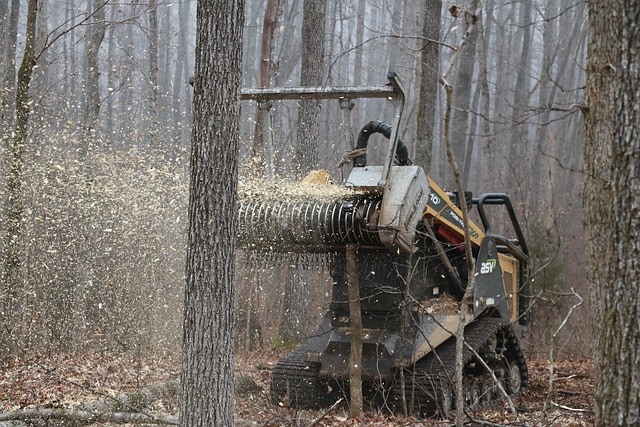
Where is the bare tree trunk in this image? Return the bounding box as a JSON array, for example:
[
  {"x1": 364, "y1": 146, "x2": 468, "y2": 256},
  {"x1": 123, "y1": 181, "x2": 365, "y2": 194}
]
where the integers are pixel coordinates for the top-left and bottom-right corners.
[
  {"x1": 0, "y1": 0, "x2": 19, "y2": 150},
  {"x1": 346, "y1": 245, "x2": 363, "y2": 417},
  {"x1": 251, "y1": 0, "x2": 282, "y2": 175},
  {"x1": 450, "y1": 0, "x2": 478, "y2": 187},
  {"x1": 172, "y1": 0, "x2": 192, "y2": 149},
  {"x1": 605, "y1": 5, "x2": 640, "y2": 419},
  {"x1": 414, "y1": 0, "x2": 441, "y2": 172},
  {"x1": 0, "y1": 0, "x2": 19, "y2": 362},
  {"x1": 83, "y1": 0, "x2": 106, "y2": 140},
  {"x1": 533, "y1": 1, "x2": 585, "y2": 225},
  {"x1": 529, "y1": 0, "x2": 558, "y2": 209},
  {"x1": 585, "y1": 2, "x2": 640, "y2": 424},
  {"x1": 279, "y1": 0, "x2": 327, "y2": 346},
  {"x1": 116, "y1": 7, "x2": 136, "y2": 148},
  {"x1": 583, "y1": 0, "x2": 617, "y2": 365},
  {"x1": 160, "y1": 4, "x2": 172, "y2": 127},
  {"x1": 148, "y1": 0, "x2": 159, "y2": 146},
  {"x1": 78, "y1": 0, "x2": 106, "y2": 349},
  {"x1": 294, "y1": 0, "x2": 326, "y2": 177},
  {"x1": 487, "y1": 1, "x2": 513, "y2": 188},
  {"x1": 271, "y1": 0, "x2": 302, "y2": 87},
  {"x1": 179, "y1": 0, "x2": 244, "y2": 425},
  {"x1": 66, "y1": 3, "x2": 80, "y2": 126},
  {"x1": 0, "y1": 1, "x2": 8, "y2": 72},
  {"x1": 507, "y1": 0, "x2": 532, "y2": 170},
  {"x1": 437, "y1": 3, "x2": 483, "y2": 423},
  {"x1": 352, "y1": 0, "x2": 366, "y2": 88},
  {"x1": 1, "y1": 0, "x2": 37, "y2": 362},
  {"x1": 105, "y1": 3, "x2": 116, "y2": 139},
  {"x1": 477, "y1": 6, "x2": 494, "y2": 189}
]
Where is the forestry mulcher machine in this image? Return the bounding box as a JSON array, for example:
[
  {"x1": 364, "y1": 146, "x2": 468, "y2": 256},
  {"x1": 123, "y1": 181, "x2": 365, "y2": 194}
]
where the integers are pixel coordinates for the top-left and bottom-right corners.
[{"x1": 239, "y1": 73, "x2": 530, "y2": 417}]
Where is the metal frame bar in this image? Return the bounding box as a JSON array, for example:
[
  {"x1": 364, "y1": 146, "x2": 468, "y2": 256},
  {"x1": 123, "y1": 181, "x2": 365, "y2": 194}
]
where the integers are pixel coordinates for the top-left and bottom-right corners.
[
  {"x1": 240, "y1": 72, "x2": 407, "y2": 187},
  {"x1": 240, "y1": 83, "x2": 398, "y2": 101}
]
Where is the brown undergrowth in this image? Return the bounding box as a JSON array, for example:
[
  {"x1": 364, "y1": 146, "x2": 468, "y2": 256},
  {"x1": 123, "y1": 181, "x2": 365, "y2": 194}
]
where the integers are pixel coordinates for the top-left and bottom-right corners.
[{"x1": 0, "y1": 349, "x2": 594, "y2": 426}]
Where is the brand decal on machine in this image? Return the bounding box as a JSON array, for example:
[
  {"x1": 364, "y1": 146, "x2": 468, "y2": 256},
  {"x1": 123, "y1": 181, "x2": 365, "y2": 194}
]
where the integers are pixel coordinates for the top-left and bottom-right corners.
[{"x1": 480, "y1": 259, "x2": 497, "y2": 274}]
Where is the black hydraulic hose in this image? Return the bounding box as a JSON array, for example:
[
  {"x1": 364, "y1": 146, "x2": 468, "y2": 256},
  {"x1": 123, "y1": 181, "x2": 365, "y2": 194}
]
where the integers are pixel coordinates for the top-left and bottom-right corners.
[{"x1": 352, "y1": 120, "x2": 411, "y2": 167}]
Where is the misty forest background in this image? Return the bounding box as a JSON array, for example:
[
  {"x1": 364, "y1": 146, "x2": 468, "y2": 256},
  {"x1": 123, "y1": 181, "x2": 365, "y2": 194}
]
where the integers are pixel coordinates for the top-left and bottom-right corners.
[{"x1": 0, "y1": 0, "x2": 587, "y2": 363}]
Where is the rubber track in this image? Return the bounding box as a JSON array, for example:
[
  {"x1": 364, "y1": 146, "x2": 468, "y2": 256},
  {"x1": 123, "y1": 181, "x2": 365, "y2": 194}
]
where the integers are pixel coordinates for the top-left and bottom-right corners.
[
  {"x1": 270, "y1": 347, "x2": 337, "y2": 408},
  {"x1": 389, "y1": 317, "x2": 526, "y2": 416},
  {"x1": 503, "y1": 322, "x2": 529, "y2": 389},
  {"x1": 270, "y1": 319, "x2": 528, "y2": 414}
]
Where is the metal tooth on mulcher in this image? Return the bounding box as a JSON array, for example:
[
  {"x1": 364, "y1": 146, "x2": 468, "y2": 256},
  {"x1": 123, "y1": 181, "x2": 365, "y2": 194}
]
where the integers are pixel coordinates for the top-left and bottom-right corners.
[{"x1": 237, "y1": 195, "x2": 383, "y2": 251}]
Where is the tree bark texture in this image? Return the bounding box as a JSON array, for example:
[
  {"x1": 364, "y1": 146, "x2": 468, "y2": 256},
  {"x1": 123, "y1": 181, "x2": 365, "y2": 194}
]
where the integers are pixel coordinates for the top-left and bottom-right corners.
[
  {"x1": 450, "y1": 0, "x2": 478, "y2": 187},
  {"x1": 595, "y1": 2, "x2": 640, "y2": 425},
  {"x1": 584, "y1": 0, "x2": 618, "y2": 323},
  {"x1": 179, "y1": 0, "x2": 244, "y2": 426},
  {"x1": 477, "y1": 8, "x2": 495, "y2": 189},
  {"x1": 584, "y1": 0, "x2": 640, "y2": 425},
  {"x1": 279, "y1": 0, "x2": 327, "y2": 345},
  {"x1": 0, "y1": 0, "x2": 19, "y2": 141},
  {"x1": 294, "y1": 0, "x2": 326, "y2": 177},
  {"x1": 251, "y1": 0, "x2": 282, "y2": 175},
  {"x1": 171, "y1": 0, "x2": 192, "y2": 148},
  {"x1": 1, "y1": 0, "x2": 37, "y2": 362},
  {"x1": 83, "y1": 0, "x2": 106, "y2": 139},
  {"x1": 508, "y1": 0, "x2": 532, "y2": 168},
  {"x1": 148, "y1": 0, "x2": 160, "y2": 144},
  {"x1": 346, "y1": 245, "x2": 363, "y2": 417},
  {"x1": 414, "y1": 0, "x2": 441, "y2": 172},
  {"x1": 583, "y1": 3, "x2": 618, "y2": 424}
]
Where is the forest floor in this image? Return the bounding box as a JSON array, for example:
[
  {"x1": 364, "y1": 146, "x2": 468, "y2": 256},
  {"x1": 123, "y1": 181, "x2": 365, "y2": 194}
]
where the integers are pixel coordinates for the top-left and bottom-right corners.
[{"x1": 0, "y1": 348, "x2": 595, "y2": 426}]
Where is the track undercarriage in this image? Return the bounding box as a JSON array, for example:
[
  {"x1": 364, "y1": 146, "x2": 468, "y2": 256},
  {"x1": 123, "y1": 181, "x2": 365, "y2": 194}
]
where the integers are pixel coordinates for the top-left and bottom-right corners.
[{"x1": 270, "y1": 317, "x2": 528, "y2": 417}]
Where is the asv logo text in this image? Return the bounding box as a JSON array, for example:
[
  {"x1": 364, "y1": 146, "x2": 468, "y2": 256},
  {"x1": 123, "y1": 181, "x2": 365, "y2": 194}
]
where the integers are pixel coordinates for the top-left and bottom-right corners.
[{"x1": 480, "y1": 259, "x2": 496, "y2": 274}]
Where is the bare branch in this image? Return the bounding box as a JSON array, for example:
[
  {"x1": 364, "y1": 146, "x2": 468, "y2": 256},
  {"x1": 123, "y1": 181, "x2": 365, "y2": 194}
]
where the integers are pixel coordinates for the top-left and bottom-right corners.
[
  {"x1": 437, "y1": 2, "x2": 485, "y2": 425},
  {"x1": 551, "y1": 401, "x2": 588, "y2": 413},
  {"x1": 305, "y1": 398, "x2": 344, "y2": 427},
  {"x1": 327, "y1": 34, "x2": 456, "y2": 80},
  {"x1": 464, "y1": 342, "x2": 517, "y2": 415},
  {"x1": 541, "y1": 288, "x2": 584, "y2": 424},
  {"x1": 440, "y1": 2, "x2": 484, "y2": 84}
]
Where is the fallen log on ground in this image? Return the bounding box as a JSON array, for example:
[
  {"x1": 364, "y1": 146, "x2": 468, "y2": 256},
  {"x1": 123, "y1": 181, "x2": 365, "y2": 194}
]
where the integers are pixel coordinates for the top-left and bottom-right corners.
[
  {"x1": 0, "y1": 408, "x2": 260, "y2": 427},
  {"x1": 0, "y1": 408, "x2": 177, "y2": 425}
]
